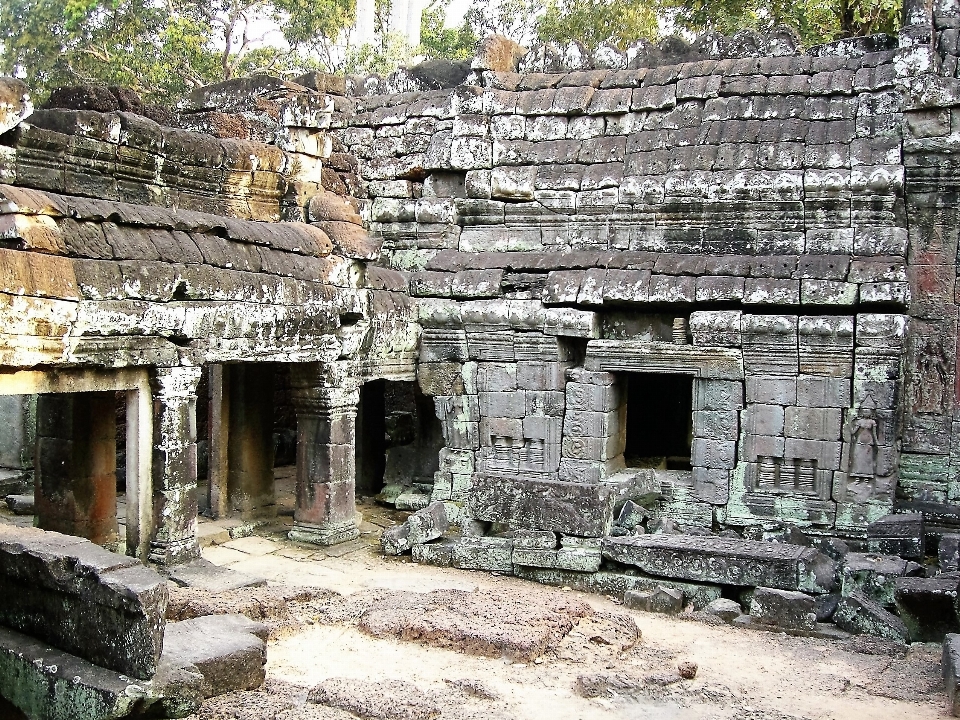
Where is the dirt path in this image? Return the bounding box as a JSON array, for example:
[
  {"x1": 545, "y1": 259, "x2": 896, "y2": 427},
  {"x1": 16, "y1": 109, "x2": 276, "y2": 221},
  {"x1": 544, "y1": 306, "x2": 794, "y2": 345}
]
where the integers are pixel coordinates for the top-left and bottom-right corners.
[{"x1": 188, "y1": 510, "x2": 949, "y2": 720}]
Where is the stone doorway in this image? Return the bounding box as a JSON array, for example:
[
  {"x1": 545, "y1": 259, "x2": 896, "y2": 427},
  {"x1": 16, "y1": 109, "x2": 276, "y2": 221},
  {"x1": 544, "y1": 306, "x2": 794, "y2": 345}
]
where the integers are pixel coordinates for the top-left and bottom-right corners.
[{"x1": 355, "y1": 380, "x2": 443, "y2": 507}]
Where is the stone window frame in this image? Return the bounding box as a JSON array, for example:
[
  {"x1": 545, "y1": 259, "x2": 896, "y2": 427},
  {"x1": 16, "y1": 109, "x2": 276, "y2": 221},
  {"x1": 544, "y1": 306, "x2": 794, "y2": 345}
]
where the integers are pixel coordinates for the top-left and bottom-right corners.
[{"x1": 583, "y1": 339, "x2": 743, "y2": 493}]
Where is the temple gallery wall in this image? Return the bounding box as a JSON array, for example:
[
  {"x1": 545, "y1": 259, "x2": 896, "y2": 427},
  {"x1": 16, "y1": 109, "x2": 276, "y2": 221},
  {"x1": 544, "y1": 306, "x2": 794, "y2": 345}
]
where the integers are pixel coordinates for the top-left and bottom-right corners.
[{"x1": 4, "y1": 0, "x2": 960, "y2": 716}]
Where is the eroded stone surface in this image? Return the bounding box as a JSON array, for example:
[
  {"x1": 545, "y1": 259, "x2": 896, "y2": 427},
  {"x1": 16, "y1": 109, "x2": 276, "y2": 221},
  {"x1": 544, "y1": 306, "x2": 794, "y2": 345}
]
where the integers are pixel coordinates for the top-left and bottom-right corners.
[
  {"x1": 603, "y1": 535, "x2": 836, "y2": 593},
  {"x1": 357, "y1": 587, "x2": 595, "y2": 661}
]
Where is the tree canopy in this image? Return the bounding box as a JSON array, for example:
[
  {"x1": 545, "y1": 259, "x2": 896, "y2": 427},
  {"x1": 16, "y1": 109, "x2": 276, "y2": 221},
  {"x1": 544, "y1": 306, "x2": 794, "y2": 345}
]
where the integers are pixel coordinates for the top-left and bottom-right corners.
[{"x1": 0, "y1": 0, "x2": 904, "y2": 106}]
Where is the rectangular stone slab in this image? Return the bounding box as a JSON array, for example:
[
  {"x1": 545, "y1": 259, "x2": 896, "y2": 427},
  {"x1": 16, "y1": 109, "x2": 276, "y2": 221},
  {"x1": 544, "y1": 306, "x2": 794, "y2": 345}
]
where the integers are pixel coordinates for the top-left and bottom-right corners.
[
  {"x1": 0, "y1": 525, "x2": 167, "y2": 679},
  {"x1": 602, "y1": 535, "x2": 835, "y2": 593},
  {"x1": 467, "y1": 474, "x2": 617, "y2": 537}
]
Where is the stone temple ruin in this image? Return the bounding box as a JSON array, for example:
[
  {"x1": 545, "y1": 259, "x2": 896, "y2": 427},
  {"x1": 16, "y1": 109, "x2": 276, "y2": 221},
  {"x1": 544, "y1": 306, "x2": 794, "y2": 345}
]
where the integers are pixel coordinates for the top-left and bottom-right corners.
[{"x1": 5, "y1": 0, "x2": 960, "y2": 715}]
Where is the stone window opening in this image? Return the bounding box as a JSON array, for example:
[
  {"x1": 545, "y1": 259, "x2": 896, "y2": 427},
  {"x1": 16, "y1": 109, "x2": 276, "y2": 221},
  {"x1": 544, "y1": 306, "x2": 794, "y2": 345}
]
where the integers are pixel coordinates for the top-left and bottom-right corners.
[{"x1": 623, "y1": 373, "x2": 693, "y2": 471}]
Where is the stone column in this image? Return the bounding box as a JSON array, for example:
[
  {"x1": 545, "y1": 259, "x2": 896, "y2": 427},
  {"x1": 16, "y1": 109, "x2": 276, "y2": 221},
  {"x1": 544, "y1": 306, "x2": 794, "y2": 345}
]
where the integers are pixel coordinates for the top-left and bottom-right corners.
[
  {"x1": 288, "y1": 365, "x2": 359, "y2": 545},
  {"x1": 149, "y1": 366, "x2": 202, "y2": 565},
  {"x1": 35, "y1": 392, "x2": 119, "y2": 547}
]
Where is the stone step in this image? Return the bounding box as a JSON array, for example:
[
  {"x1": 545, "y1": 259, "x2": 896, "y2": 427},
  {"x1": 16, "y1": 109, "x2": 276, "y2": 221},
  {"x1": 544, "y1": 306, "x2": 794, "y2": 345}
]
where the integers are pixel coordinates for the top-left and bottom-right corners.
[
  {"x1": 162, "y1": 614, "x2": 268, "y2": 699},
  {"x1": 602, "y1": 534, "x2": 836, "y2": 593},
  {"x1": 165, "y1": 559, "x2": 266, "y2": 593}
]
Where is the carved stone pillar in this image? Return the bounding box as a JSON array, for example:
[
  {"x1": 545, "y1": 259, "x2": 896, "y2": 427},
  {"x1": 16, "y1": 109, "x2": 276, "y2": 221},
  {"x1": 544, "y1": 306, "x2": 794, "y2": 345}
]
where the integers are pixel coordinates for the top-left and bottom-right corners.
[
  {"x1": 288, "y1": 365, "x2": 359, "y2": 545},
  {"x1": 149, "y1": 366, "x2": 202, "y2": 565}
]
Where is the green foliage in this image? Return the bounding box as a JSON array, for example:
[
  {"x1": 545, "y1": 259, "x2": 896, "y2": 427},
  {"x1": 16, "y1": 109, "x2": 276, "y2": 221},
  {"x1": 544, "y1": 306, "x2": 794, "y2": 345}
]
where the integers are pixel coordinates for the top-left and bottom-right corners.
[
  {"x1": 659, "y1": 0, "x2": 902, "y2": 45},
  {"x1": 419, "y1": 0, "x2": 477, "y2": 60},
  {"x1": 0, "y1": 0, "x2": 356, "y2": 104},
  {"x1": 537, "y1": 0, "x2": 658, "y2": 48},
  {"x1": 343, "y1": 32, "x2": 412, "y2": 74}
]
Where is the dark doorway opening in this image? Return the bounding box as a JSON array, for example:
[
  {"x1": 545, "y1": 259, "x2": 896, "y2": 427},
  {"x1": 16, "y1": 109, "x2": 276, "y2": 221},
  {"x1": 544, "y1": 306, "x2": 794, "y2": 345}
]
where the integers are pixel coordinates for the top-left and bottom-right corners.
[
  {"x1": 355, "y1": 380, "x2": 443, "y2": 500},
  {"x1": 356, "y1": 380, "x2": 387, "y2": 496},
  {"x1": 623, "y1": 373, "x2": 693, "y2": 470}
]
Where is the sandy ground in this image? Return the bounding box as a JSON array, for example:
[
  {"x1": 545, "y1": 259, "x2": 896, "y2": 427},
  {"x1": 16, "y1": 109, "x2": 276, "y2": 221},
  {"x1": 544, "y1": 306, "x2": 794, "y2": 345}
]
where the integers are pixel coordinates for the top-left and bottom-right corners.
[{"x1": 187, "y1": 499, "x2": 951, "y2": 720}]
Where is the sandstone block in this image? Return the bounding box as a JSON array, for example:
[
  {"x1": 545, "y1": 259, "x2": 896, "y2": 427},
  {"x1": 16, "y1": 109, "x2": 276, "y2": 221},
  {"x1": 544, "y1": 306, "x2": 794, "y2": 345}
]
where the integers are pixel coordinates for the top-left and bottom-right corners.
[
  {"x1": 750, "y1": 587, "x2": 816, "y2": 630},
  {"x1": 603, "y1": 535, "x2": 835, "y2": 593},
  {"x1": 833, "y1": 591, "x2": 908, "y2": 642},
  {"x1": 0, "y1": 525, "x2": 167, "y2": 679},
  {"x1": 381, "y1": 501, "x2": 449, "y2": 555}
]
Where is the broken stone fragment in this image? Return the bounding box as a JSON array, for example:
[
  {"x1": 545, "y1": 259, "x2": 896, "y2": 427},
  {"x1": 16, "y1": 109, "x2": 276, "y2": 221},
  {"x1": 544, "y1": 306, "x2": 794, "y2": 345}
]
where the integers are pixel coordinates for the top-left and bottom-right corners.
[
  {"x1": 841, "y1": 552, "x2": 922, "y2": 607},
  {"x1": 3, "y1": 493, "x2": 34, "y2": 515},
  {"x1": 381, "y1": 501, "x2": 449, "y2": 555},
  {"x1": 702, "y1": 598, "x2": 742, "y2": 623},
  {"x1": 866, "y1": 513, "x2": 924, "y2": 560},
  {"x1": 0, "y1": 525, "x2": 167, "y2": 680},
  {"x1": 893, "y1": 575, "x2": 960, "y2": 643},
  {"x1": 0, "y1": 623, "x2": 209, "y2": 720},
  {"x1": 749, "y1": 587, "x2": 817, "y2": 631},
  {"x1": 161, "y1": 614, "x2": 268, "y2": 699},
  {"x1": 677, "y1": 661, "x2": 698, "y2": 679},
  {"x1": 833, "y1": 590, "x2": 908, "y2": 642},
  {"x1": 624, "y1": 585, "x2": 683, "y2": 614},
  {"x1": 943, "y1": 633, "x2": 960, "y2": 717},
  {"x1": 941, "y1": 534, "x2": 960, "y2": 573}
]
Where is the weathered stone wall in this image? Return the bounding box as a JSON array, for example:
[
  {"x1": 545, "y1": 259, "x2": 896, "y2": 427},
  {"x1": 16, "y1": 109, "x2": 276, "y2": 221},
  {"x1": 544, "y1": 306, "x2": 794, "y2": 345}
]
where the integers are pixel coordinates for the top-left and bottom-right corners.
[
  {"x1": 0, "y1": 77, "x2": 421, "y2": 561},
  {"x1": 326, "y1": 9, "x2": 960, "y2": 542}
]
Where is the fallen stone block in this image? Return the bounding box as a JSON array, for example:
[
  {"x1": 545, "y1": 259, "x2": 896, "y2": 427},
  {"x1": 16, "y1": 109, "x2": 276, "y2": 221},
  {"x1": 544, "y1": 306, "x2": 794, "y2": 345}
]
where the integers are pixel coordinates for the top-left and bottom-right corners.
[
  {"x1": 0, "y1": 624, "x2": 202, "y2": 720},
  {"x1": 833, "y1": 590, "x2": 908, "y2": 642},
  {"x1": 411, "y1": 538, "x2": 457, "y2": 566},
  {"x1": 514, "y1": 566, "x2": 721, "y2": 609},
  {"x1": 166, "y1": 558, "x2": 266, "y2": 592},
  {"x1": 4, "y1": 494, "x2": 34, "y2": 515},
  {"x1": 867, "y1": 513, "x2": 924, "y2": 560},
  {"x1": 509, "y1": 529, "x2": 558, "y2": 549},
  {"x1": 893, "y1": 575, "x2": 960, "y2": 643},
  {"x1": 944, "y1": 633, "x2": 960, "y2": 717},
  {"x1": 703, "y1": 598, "x2": 742, "y2": 623},
  {"x1": 162, "y1": 614, "x2": 268, "y2": 699},
  {"x1": 467, "y1": 473, "x2": 617, "y2": 537},
  {"x1": 603, "y1": 534, "x2": 836, "y2": 593},
  {"x1": 453, "y1": 535, "x2": 513, "y2": 572},
  {"x1": 615, "y1": 499, "x2": 647, "y2": 529},
  {"x1": 941, "y1": 535, "x2": 960, "y2": 572},
  {"x1": 731, "y1": 614, "x2": 851, "y2": 640},
  {"x1": 750, "y1": 587, "x2": 816, "y2": 631},
  {"x1": 0, "y1": 524, "x2": 167, "y2": 679},
  {"x1": 381, "y1": 501, "x2": 449, "y2": 555},
  {"x1": 814, "y1": 593, "x2": 841, "y2": 622},
  {"x1": 395, "y1": 490, "x2": 432, "y2": 511},
  {"x1": 841, "y1": 552, "x2": 921, "y2": 607},
  {"x1": 624, "y1": 586, "x2": 683, "y2": 614}
]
